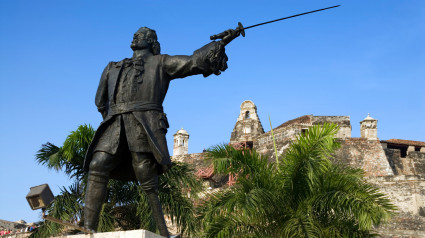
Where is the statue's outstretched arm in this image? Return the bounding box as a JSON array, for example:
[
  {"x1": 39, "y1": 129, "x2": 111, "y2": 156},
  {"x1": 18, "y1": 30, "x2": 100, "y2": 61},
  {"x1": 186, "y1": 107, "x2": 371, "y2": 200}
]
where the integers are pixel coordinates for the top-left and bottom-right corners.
[{"x1": 163, "y1": 41, "x2": 228, "y2": 79}]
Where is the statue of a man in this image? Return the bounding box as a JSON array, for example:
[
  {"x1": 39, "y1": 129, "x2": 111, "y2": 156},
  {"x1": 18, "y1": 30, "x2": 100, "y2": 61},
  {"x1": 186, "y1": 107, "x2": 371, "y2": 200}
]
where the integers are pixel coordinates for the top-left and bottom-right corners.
[{"x1": 83, "y1": 27, "x2": 238, "y2": 237}]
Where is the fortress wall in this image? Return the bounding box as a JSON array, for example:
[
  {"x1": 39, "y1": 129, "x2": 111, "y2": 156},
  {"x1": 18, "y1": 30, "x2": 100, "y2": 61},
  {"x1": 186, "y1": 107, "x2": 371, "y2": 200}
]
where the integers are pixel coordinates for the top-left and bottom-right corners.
[
  {"x1": 407, "y1": 151, "x2": 425, "y2": 175},
  {"x1": 368, "y1": 175, "x2": 425, "y2": 216},
  {"x1": 172, "y1": 152, "x2": 206, "y2": 167},
  {"x1": 312, "y1": 116, "x2": 352, "y2": 138},
  {"x1": 369, "y1": 175, "x2": 425, "y2": 237},
  {"x1": 333, "y1": 138, "x2": 394, "y2": 176},
  {"x1": 254, "y1": 124, "x2": 302, "y2": 160}
]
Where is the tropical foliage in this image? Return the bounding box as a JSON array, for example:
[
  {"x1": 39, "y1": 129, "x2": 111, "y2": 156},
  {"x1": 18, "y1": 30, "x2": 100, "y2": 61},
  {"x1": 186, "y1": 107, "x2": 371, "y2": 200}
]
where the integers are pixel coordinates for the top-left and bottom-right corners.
[
  {"x1": 32, "y1": 123, "x2": 396, "y2": 238},
  {"x1": 31, "y1": 124, "x2": 202, "y2": 238},
  {"x1": 200, "y1": 123, "x2": 396, "y2": 237}
]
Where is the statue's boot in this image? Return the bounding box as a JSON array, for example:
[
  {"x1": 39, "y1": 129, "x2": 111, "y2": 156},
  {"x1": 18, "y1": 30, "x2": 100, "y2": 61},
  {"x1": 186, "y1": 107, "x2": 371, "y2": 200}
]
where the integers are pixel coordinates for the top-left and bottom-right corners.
[
  {"x1": 84, "y1": 171, "x2": 109, "y2": 232},
  {"x1": 146, "y1": 190, "x2": 170, "y2": 238}
]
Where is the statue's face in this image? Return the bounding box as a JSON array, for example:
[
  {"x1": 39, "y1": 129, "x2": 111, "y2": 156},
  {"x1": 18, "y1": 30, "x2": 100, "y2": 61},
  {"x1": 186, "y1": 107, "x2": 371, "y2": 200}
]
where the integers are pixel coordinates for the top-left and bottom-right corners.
[{"x1": 131, "y1": 29, "x2": 150, "y2": 51}]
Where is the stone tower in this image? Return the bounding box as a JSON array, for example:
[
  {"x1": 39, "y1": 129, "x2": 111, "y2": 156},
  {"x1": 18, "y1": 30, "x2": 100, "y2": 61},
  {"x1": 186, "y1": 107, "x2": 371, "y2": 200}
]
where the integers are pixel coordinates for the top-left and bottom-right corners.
[
  {"x1": 360, "y1": 113, "x2": 378, "y2": 140},
  {"x1": 230, "y1": 100, "x2": 265, "y2": 145},
  {"x1": 173, "y1": 128, "x2": 189, "y2": 156}
]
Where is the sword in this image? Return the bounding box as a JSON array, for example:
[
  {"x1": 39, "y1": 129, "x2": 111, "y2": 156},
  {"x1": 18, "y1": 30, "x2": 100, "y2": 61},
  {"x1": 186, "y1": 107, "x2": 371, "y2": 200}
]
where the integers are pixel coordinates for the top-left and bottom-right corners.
[{"x1": 211, "y1": 5, "x2": 340, "y2": 44}]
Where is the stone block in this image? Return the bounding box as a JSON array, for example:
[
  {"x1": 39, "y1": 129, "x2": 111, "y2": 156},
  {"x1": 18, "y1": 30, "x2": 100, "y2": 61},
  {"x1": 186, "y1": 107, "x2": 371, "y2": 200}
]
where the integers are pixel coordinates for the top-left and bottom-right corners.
[{"x1": 381, "y1": 142, "x2": 387, "y2": 149}]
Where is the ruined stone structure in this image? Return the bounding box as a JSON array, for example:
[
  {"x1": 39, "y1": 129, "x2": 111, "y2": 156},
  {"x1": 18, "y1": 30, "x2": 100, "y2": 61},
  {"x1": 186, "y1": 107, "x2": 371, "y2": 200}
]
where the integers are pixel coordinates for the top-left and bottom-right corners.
[
  {"x1": 229, "y1": 100, "x2": 265, "y2": 147},
  {"x1": 172, "y1": 100, "x2": 425, "y2": 237},
  {"x1": 173, "y1": 128, "x2": 189, "y2": 156}
]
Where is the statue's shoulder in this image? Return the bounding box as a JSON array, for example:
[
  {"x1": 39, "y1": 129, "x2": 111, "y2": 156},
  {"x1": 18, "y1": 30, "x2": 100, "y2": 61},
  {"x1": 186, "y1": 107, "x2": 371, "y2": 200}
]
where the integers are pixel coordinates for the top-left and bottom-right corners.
[
  {"x1": 147, "y1": 54, "x2": 163, "y2": 60},
  {"x1": 108, "y1": 59, "x2": 128, "y2": 68},
  {"x1": 145, "y1": 54, "x2": 165, "y2": 65}
]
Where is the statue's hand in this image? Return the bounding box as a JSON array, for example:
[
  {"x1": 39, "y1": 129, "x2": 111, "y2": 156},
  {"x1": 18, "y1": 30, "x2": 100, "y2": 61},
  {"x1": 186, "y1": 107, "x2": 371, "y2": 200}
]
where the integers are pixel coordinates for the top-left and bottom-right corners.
[
  {"x1": 195, "y1": 41, "x2": 229, "y2": 77},
  {"x1": 198, "y1": 41, "x2": 228, "y2": 77},
  {"x1": 210, "y1": 42, "x2": 228, "y2": 76}
]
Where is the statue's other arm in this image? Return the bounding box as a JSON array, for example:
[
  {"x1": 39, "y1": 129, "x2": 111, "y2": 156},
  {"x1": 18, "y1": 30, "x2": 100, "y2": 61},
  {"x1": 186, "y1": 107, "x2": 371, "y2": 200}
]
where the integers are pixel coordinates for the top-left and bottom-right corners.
[
  {"x1": 95, "y1": 62, "x2": 111, "y2": 119},
  {"x1": 162, "y1": 41, "x2": 228, "y2": 79}
]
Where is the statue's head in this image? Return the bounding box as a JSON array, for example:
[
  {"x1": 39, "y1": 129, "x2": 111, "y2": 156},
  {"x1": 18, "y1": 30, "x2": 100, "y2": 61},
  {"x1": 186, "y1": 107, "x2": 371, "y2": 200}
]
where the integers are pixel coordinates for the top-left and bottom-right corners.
[{"x1": 131, "y1": 27, "x2": 161, "y2": 55}]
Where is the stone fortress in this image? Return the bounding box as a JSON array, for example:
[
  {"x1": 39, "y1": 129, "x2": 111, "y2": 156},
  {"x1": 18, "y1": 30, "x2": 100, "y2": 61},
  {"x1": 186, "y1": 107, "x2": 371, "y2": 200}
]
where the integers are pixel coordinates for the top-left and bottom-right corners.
[{"x1": 172, "y1": 100, "x2": 425, "y2": 238}]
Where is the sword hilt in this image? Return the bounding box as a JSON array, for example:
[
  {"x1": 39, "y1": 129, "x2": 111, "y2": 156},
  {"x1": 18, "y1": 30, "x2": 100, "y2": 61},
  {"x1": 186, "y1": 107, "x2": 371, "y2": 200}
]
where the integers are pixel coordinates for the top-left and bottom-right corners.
[
  {"x1": 210, "y1": 32, "x2": 227, "y2": 41},
  {"x1": 210, "y1": 22, "x2": 245, "y2": 41}
]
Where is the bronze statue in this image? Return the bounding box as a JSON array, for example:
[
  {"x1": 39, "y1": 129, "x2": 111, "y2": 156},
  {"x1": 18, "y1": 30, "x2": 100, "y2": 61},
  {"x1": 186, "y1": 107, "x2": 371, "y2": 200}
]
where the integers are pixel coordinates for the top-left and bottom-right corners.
[
  {"x1": 81, "y1": 6, "x2": 342, "y2": 236},
  {"x1": 83, "y1": 27, "x2": 239, "y2": 237}
]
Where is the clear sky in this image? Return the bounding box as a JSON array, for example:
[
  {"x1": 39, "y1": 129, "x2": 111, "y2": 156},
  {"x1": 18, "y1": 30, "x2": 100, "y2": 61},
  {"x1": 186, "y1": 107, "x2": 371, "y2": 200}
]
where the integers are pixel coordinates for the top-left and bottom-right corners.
[{"x1": 0, "y1": 0, "x2": 424, "y2": 224}]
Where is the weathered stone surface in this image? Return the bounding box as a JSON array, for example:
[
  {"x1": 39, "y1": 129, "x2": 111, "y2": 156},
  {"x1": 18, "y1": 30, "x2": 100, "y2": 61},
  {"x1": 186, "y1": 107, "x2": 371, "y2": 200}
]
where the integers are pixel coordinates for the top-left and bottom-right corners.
[
  {"x1": 334, "y1": 138, "x2": 394, "y2": 176},
  {"x1": 368, "y1": 176, "x2": 425, "y2": 216},
  {"x1": 360, "y1": 114, "x2": 378, "y2": 140},
  {"x1": 254, "y1": 115, "x2": 352, "y2": 161},
  {"x1": 408, "y1": 151, "x2": 425, "y2": 175},
  {"x1": 172, "y1": 153, "x2": 206, "y2": 166},
  {"x1": 375, "y1": 213, "x2": 425, "y2": 238},
  {"x1": 230, "y1": 100, "x2": 265, "y2": 144},
  {"x1": 172, "y1": 153, "x2": 228, "y2": 188},
  {"x1": 312, "y1": 116, "x2": 352, "y2": 138},
  {"x1": 0, "y1": 219, "x2": 31, "y2": 238},
  {"x1": 173, "y1": 128, "x2": 189, "y2": 156},
  {"x1": 254, "y1": 117, "x2": 308, "y2": 160},
  {"x1": 383, "y1": 149, "x2": 425, "y2": 176},
  {"x1": 0, "y1": 220, "x2": 28, "y2": 231},
  {"x1": 176, "y1": 101, "x2": 425, "y2": 237},
  {"x1": 52, "y1": 229, "x2": 164, "y2": 238},
  {"x1": 0, "y1": 233, "x2": 31, "y2": 238},
  {"x1": 385, "y1": 148, "x2": 405, "y2": 175}
]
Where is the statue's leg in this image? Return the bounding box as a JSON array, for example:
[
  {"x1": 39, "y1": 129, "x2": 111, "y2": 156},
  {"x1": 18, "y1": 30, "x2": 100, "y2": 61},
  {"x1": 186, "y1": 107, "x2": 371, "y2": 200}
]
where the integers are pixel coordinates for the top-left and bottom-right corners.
[
  {"x1": 84, "y1": 151, "x2": 117, "y2": 232},
  {"x1": 131, "y1": 152, "x2": 169, "y2": 238}
]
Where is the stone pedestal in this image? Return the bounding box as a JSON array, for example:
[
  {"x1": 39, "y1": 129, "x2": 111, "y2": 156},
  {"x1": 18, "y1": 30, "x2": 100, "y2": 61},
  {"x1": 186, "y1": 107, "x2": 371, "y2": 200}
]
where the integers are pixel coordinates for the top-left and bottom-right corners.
[{"x1": 52, "y1": 229, "x2": 165, "y2": 238}]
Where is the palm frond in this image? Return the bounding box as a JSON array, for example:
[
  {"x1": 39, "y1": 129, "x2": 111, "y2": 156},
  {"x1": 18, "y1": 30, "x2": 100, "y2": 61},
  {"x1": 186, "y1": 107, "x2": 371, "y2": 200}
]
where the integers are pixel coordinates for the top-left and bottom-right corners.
[
  {"x1": 161, "y1": 161, "x2": 203, "y2": 198},
  {"x1": 136, "y1": 192, "x2": 156, "y2": 232},
  {"x1": 62, "y1": 124, "x2": 95, "y2": 162},
  {"x1": 281, "y1": 123, "x2": 340, "y2": 203},
  {"x1": 310, "y1": 164, "x2": 396, "y2": 231},
  {"x1": 62, "y1": 124, "x2": 95, "y2": 180},
  {"x1": 200, "y1": 123, "x2": 395, "y2": 237},
  {"x1": 159, "y1": 162, "x2": 203, "y2": 236},
  {"x1": 97, "y1": 203, "x2": 115, "y2": 232},
  {"x1": 207, "y1": 144, "x2": 272, "y2": 179},
  {"x1": 35, "y1": 142, "x2": 63, "y2": 171}
]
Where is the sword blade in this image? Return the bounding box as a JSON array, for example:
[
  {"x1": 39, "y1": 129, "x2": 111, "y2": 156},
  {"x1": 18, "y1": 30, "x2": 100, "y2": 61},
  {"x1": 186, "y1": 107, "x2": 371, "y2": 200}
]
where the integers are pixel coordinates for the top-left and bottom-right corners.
[{"x1": 243, "y1": 5, "x2": 340, "y2": 30}]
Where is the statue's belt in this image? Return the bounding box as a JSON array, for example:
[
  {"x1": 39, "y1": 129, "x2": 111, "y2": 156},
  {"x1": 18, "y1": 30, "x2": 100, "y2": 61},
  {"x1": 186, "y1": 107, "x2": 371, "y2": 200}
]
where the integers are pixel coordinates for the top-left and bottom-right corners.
[{"x1": 109, "y1": 102, "x2": 163, "y2": 115}]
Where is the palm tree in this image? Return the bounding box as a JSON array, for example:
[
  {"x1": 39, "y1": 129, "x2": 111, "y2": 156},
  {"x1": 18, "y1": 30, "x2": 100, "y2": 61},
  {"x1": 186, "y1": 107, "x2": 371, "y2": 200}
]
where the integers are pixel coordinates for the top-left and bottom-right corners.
[
  {"x1": 200, "y1": 123, "x2": 396, "y2": 238},
  {"x1": 32, "y1": 124, "x2": 202, "y2": 238}
]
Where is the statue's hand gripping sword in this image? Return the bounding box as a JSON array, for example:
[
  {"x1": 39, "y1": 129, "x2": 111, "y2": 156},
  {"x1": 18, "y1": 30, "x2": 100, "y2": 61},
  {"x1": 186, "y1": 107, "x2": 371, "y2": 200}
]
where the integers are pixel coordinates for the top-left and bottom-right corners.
[{"x1": 211, "y1": 5, "x2": 340, "y2": 45}]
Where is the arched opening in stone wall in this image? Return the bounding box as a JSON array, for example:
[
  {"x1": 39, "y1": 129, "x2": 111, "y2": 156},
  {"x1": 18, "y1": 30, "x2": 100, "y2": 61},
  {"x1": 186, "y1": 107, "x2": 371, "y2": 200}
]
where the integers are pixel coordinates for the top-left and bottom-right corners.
[{"x1": 245, "y1": 111, "x2": 250, "y2": 119}]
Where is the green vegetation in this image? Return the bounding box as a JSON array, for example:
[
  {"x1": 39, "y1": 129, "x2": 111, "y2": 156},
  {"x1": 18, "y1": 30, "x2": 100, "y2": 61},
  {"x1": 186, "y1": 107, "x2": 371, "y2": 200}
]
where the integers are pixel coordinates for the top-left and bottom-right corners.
[
  {"x1": 31, "y1": 124, "x2": 202, "y2": 238},
  {"x1": 32, "y1": 123, "x2": 395, "y2": 237},
  {"x1": 200, "y1": 123, "x2": 395, "y2": 237}
]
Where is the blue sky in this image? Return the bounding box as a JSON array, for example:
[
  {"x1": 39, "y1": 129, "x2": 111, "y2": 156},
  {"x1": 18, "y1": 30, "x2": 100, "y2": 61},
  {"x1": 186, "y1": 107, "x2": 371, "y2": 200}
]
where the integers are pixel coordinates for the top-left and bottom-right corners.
[{"x1": 1, "y1": 0, "x2": 424, "y2": 223}]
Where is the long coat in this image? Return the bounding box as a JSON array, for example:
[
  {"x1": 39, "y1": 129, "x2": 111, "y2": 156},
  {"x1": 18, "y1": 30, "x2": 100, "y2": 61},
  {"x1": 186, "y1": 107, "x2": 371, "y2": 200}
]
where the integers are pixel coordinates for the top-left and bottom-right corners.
[{"x1": 84, "y1": 41, "x2": 228, "y2": 181}]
